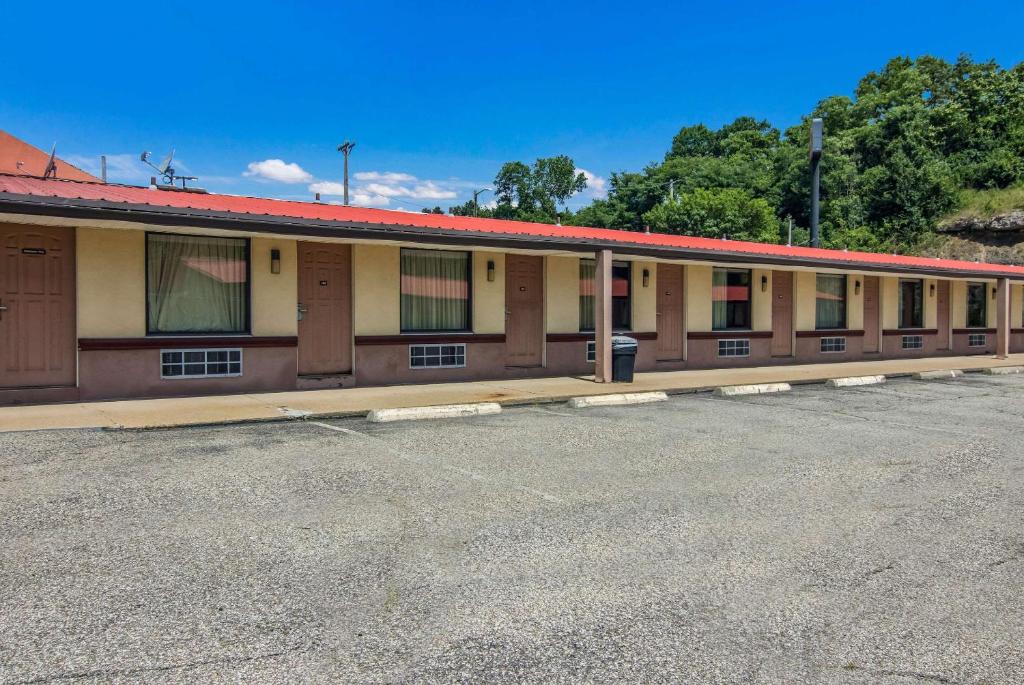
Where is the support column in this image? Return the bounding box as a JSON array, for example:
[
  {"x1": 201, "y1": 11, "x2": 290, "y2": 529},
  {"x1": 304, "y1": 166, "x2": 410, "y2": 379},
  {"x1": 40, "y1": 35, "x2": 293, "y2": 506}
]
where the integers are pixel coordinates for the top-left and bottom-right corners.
[
  {"x1": 996, "y1": 277, "x2": 1011, "y2": 359},
  {"x1": 594, "y1": 249, "x2": 613, "y2": 382}
]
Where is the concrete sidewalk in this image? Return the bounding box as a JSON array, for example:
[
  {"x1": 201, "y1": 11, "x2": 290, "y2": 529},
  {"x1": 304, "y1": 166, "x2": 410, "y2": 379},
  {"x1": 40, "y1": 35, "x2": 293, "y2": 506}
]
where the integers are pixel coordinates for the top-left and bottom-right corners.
[{"x1": 1, "y1": 354, "x2": 1022, "y2": 432}]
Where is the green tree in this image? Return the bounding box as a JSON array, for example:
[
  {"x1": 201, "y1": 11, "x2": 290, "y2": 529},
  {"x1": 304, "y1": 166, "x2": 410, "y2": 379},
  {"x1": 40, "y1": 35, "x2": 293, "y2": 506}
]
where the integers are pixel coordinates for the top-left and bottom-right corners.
[
  {"x1": 491, "y1": 155, "x2": 587, "y2": 223},
  {"x1": 642, "y1": 188, "x2": 780, "y2": 243}
]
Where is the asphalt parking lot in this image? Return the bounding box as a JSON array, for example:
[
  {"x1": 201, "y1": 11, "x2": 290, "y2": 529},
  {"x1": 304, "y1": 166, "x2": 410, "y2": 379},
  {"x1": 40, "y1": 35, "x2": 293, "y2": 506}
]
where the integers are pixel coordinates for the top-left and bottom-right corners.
[{"x1": 1, "y1": 374, "x2": 1023, "y2": 684}]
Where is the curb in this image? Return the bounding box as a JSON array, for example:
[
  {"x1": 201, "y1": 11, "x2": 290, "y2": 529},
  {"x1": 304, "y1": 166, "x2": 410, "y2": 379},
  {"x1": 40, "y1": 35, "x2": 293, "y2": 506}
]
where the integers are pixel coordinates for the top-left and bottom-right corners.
[
  {"x1": 568, "y1": 392, "x2": 668, "y2": 408},
  {"x1": 366, "y1": 402, "x2": 502, "y2": 423},
  {"x1": 826, "y1": 375, "x2": 886, "y2": 388},
  {"x1": 714, "y1": 383, "x2": 791, "y2": 397},
  {"x1": 985, "y1": 366, "x2": 1024, "y2": 375},
  {"x1": 914, "y1": 369, "x2": 963, "y2": 380}
]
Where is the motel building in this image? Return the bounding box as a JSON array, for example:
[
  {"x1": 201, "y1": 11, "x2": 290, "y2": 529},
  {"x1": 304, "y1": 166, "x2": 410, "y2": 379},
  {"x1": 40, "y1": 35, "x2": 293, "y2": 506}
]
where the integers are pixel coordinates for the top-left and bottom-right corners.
[{"x1": 1, "y1": 173, "x2": 1024, "y2": 406}]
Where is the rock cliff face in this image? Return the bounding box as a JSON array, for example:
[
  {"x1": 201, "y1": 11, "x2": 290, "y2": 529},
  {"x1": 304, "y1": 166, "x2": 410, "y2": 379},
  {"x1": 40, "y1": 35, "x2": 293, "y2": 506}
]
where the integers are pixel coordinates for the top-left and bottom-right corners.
[{"x1": 926, "y1": 211, "x2": 1024, "y2": 266}]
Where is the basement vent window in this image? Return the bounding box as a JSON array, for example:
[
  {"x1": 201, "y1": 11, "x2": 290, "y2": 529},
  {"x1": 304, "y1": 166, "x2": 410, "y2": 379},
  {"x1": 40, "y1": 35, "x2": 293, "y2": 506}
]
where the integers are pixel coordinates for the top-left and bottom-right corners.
[
  {"x1": 586, "y1": 341, "x2": 596, "y2": 363},
  {"x1": 717, "y1": 339, "x2": 750, "y2": 358},
  {"x1": 968, "y1": 333, "x2": 987, "y2": 348},
  {"x1": 820, "y1": 336, "x2": 847, "y2": 354},
  {"x1": 161, "y1": 349, "x2": 242, "y2": 379},
  {"x1": 902, "y1": 335, "x2": 924, "y2": 350},
  {"x1": 410, "y1": 344, "x2": 466, "y2": 369}
]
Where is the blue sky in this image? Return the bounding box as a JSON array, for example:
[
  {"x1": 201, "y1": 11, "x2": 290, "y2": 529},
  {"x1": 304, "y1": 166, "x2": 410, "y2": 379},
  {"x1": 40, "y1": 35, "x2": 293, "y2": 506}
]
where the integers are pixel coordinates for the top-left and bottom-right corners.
[{"x1": 3, "y1": 1, "x2": 1023, "y2": 211}]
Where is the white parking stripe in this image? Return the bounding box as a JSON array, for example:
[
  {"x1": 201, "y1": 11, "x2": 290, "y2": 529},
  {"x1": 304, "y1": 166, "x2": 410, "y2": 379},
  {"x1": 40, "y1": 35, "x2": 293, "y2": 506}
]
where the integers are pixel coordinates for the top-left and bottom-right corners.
[{"x1": 309, "y1": 420, "x2": 564, "y2": 504}]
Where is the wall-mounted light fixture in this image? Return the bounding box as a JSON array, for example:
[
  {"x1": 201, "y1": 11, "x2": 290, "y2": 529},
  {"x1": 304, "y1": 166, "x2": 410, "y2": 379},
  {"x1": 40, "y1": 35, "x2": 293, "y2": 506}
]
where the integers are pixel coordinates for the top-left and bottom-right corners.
[
  {"x1": 270, "y1": 248, "x2": 281, "y2": 275},
  {"x1": 854, "y1": 279, "x2": 861, "y2": 295},
  {"x1": 486, "y1": 260, "x2": 495, "y2": 282},
  {"x1": 761, "y1": 275, "x2": 768, "y2": 292},
  {"x1": 992, "y1": 286, "x2": 998, "y2": 299},
  {"x1": 930, "y1": 283, "x2": 936, "y2": 297},
  {"x1": 642, "y1": 268, "x2": 650, "y2": 288}
]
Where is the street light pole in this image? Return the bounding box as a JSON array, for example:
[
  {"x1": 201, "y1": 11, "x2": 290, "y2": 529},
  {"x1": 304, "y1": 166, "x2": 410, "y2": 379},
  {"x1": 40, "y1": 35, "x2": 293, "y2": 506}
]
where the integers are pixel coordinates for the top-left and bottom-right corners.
[
  {"x1": 337, "y1": 141, "x2": 356, "y2": 206},
  {"x1": 471, "y1": 188, "x2": 491, "y2": 216},
  {"x1": 809, "y1": 118, "x2": 823, "y2": 248}
]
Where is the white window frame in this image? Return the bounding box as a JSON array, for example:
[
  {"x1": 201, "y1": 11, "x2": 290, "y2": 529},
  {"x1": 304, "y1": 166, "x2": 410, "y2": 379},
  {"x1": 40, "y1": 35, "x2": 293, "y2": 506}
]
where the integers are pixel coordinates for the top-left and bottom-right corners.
[
  {"x1": 586, "y1": 341, "x2": 596, "y2": 363},
  {"x1": 968, "y1": 333, "x2": 987, "y2": 348},
  {"x1": 717, "y1": 338, "x2": 750, "y2": 358},
  {"x1": 161, "y1": 348, "x2": 243, "y2": 379},
  {"x1": 901, "y1": 335, "x2": 924, "y2": 350},
  {"x1": 819, "y1": 336, "x2": 847, "y2": 354},
  {"x1": 409, "y1": 343, "x2": 467, "y2": 369}
]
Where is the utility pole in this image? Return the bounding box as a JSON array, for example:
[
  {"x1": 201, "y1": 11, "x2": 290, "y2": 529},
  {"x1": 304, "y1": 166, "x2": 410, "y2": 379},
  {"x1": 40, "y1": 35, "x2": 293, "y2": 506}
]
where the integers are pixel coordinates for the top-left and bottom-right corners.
[
  {"x1": 668, "y1": 178, "x2": 675, "y2": 202},
  {"x1": 337, "y1": 141, "x2": 356, "y2": 206},
  {"x1": 787, "y1": 216, "x2": 793, "y2": 246},
  {"x1": 809, "y1": 118, "x2": 823, "y2": 248},
  {"x1": 471, "y1": 188, "x2": 491, "y2": 216}
]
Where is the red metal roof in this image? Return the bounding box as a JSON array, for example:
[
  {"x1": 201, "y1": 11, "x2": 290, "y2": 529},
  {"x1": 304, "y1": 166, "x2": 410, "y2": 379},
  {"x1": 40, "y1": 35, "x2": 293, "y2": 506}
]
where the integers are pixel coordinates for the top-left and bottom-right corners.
[
  {"x1": 0, "y1": 131, "x2": 100, "y2": 182},
  {"x1": 1, "y1": 173, "x2": 1023, "y2": 278}
]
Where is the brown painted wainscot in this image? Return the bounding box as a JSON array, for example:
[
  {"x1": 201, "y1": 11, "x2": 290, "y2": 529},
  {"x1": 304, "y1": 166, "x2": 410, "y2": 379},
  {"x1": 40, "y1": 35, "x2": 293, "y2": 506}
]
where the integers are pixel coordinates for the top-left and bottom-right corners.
[{"x1": 77, "y1": 337, "x2": 298, "y2": 401}]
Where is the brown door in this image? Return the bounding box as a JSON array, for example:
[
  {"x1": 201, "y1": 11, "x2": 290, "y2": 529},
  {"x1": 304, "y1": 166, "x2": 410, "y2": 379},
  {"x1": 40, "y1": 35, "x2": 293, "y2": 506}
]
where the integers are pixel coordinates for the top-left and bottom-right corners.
[
  {"x1": 770, "y1": 271, "x2": 793, "y2": 357},
  {"x1": 297, "y1": 242, "x2": 352, "y2": 375},
  {"x1": 936, "y1": 280, "x2": 950, "y2": 350},
  {"x1": 656, "y1": 263, "x2": 684, "y2": 360},
  {"x1": 0, "y1": 225, "x2": 76, "y2": 388},
  {"x1": 505, "y1": 254, "x2": 544, "y2": 366},
  {"x1": 863, "y1": 276, "x2": 880, "y2": 353}
]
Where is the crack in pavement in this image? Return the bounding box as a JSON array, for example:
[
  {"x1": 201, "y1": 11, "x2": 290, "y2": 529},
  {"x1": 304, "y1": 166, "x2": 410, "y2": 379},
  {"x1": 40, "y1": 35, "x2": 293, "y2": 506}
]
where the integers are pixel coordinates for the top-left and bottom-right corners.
[{"x1": 9, "y1": 643, "x2": 311, "y2": 684}]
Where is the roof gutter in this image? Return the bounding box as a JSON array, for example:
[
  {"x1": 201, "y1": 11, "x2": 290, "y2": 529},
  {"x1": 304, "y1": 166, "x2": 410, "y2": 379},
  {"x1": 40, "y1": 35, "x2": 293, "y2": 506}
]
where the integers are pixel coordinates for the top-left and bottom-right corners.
[{"x1": 1, "y1": 192, "x2": 1022, "y2": 281}]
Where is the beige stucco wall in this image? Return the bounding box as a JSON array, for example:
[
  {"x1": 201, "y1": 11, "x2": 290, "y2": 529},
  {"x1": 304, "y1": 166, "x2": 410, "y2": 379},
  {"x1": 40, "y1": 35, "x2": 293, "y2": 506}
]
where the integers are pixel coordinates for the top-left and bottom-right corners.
[
  {"x1": 882, "y1": 276, "x2": 937, "y2": 329},
  {"x1": 751, "y1": 268, "x2": 772, "y2": 331},
  {"x1": 795, "y1": 272, "x2": 864, "y2": 331},
  {"x1": 988, "y1": 283, "x2": 998, "y2": 328},
  {"x1": 78, "y1": 229, "x2": 298, "y2": 338},
  {"x1": 795, "y1": 271, "x2": 816, "y2": 331},
  {"x1": 77, "y1": 227, "x2": 146, "y2": 337},
  {"x1": 1013, "y1": 284, "x2": 1024, "y2": 329},
  {"x1": 632, "y1": 260, "x2": 657, "y2": 332},
  {"x1": 251, "y1": 238, "x2": 297, "y2": 336},
  {"x1": 949, "y1": 279, "x2": 996, "y2": 329},
  {"x1": 472, "y1": 251, "x2": 505, "y2": 334},
  {"x1": 686, "y1": 264, "x2": 713, "y2": 332},
  {"x1": 848, "y1": 275, "x2": 865, "y2": 330},
  {"x1": 353, "y1": 243, "x2": 400, "y2": 335},
  {"x1": 546, "y1": 255, "x2": 580, "y2": 334},
  {"x1": 950, "y1": 280, "x2": 966, "y2": 329}
]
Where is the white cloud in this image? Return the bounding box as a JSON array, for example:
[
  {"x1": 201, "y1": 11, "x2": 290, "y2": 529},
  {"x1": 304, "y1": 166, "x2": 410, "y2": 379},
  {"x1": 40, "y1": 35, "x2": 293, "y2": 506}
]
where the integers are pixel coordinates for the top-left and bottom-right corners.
[
  {"x1": 243, "y1": 159, "x2": 313, "y2": 184},
  {"x1": 578, "y1": 168, "x2": 608, "y2": 199},
  {"x1": 309, "y1": 181, "x2": 347, "y2": 196},
  {"x1": 309, "y1": 170, "x2": 458, "y2": 209},
  {"x1": 64, "y1": 153, "x2": 149, "y2": 184},
  {"x1": 353, "y1": 171, "x2": 416, "y2": 183},
  {"x1": 350, "y1": 191, "x2": 391, "y2": 207}
]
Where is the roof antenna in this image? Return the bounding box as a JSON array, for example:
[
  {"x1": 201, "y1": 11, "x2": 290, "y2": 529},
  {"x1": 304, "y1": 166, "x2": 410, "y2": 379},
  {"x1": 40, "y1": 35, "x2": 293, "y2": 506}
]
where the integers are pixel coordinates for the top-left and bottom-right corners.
[
  {"x1": 42, "y1": 143, "x2": 58, "y2": 179},
  {"x1": 140, "y1": 148, "x2": 201, "y2": 190}
]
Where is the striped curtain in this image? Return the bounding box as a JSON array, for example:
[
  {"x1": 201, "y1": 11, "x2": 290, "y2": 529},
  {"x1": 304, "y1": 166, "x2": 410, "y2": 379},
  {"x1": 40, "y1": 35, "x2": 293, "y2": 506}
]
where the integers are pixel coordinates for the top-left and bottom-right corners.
[
  {"x1": 579, "y1": 259, "x2": 596, "y2": 330},
  {"x1": 815, "y1": 274, "x2": 846, "y2": 329},
  {"x1": 400, "y1": 249, "x2": 470, "y2": 331}
]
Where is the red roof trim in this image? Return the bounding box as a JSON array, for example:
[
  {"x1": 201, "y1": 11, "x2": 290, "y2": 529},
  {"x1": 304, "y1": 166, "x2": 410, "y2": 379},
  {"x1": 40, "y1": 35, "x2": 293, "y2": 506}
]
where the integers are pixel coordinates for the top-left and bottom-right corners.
[{"x1": 1, "y1": 173, "x2": 1023, "y2": 278}]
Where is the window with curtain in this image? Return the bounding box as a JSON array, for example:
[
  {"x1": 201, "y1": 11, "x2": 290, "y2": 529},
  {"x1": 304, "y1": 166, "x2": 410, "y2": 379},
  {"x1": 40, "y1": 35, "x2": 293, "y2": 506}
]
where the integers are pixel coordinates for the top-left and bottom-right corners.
[
  {"x1": 146, "y1": 233, "x2": 249, "y2": 334},
  {"x1": 712, "y1": 268, "x2": 751, "y2": 330},
  {"x1": 815, "y1": 274, "x2": 847, "y2": 330},
  {"x1": 966, "y1": 282, "x2": 987, "y2": 328},
  {"x1": 400, "y1": 248, "x2": 470, "y2": 331},
  {"x1": 579, "y1": 259, "x2": 631, "y2": 331},
  {"x1": 898, "y1": 279, "x2": 924, "y2": 328}
]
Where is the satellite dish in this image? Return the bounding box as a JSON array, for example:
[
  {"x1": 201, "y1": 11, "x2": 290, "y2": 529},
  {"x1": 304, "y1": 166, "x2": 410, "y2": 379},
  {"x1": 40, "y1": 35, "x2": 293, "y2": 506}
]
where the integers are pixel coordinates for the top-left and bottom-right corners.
[
  {"x1": 42, "y1": 143, "x2": 58, "y2": 179},
  {"x1": 140, "y1": 147, "x2": 199, "y2": 189},
  {"x1": 157, "y1": 149, "x2": 175, "y2": 175}
]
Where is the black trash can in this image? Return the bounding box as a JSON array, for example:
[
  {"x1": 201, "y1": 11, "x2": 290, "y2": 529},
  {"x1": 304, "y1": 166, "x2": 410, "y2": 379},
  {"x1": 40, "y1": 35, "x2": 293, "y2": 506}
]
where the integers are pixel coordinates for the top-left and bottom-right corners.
[{"x1": 611, "y1": 335, "x2": 638, "y2": 382}]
